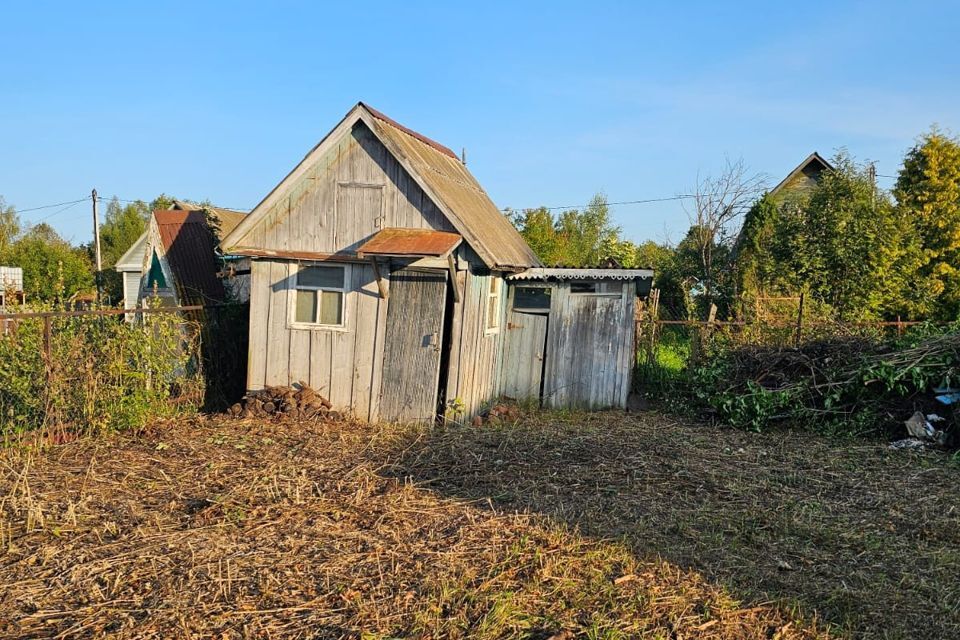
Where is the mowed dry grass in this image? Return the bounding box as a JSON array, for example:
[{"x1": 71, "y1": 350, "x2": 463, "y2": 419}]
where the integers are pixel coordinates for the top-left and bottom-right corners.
[
  {"x1": 0, "y1": 415, "x2": 831, "y2": 640},
  {"x1": 376, "y1": 412, "x2": 960, "y2": 639}
]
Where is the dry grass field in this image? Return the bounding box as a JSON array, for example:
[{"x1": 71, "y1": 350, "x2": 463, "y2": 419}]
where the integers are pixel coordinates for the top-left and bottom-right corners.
[{"x1": 1, "y1": 410, "x2": 957, "y2": 639}]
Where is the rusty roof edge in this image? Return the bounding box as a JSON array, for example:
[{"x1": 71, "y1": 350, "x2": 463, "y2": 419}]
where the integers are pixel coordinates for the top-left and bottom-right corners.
[{"x1": 360, "y1": 102, "x2": 459, "y2": 160}]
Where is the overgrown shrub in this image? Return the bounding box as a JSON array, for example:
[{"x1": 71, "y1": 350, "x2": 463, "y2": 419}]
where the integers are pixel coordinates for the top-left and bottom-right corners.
[{"x1": 0, "y1": 307, "x2": 204, "y2": 439}]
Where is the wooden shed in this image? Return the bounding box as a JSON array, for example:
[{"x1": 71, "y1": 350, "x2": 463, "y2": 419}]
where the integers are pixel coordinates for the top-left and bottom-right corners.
[
  {"x1": 502, "y1": 268, "x2": 653, "y2": 409},
  {"x1": 220, "y1": 103, "x2": 541, "y2": 423},
  {"x1": 221, "y1": 102, "x2": 656, "y2": 422}
]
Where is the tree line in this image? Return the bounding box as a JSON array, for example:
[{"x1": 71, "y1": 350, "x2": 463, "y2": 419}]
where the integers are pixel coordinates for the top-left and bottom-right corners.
[{"x1": 511, "y1": 128, "x2": 960, "y2": 322}]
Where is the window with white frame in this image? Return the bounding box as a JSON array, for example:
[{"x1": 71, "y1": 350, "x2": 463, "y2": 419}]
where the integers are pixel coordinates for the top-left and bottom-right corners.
[
  {"x1": 485, "y1": 275, "x2": 501, "y2": 332},
  {"x1": 292, "y1": 264, "x2": 347, "y2": 327}
]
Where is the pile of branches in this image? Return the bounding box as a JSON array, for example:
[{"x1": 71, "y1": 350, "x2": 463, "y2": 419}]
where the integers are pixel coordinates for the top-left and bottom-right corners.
[
  {"x1": 696, "y1": 329, "x2": 960, "y2": 436},
  {"x1": 720, "y1": 337, "x2": 886, "y2": 393},
  {"x1": 226, "y1": 382, "x2": 338, "y2": 421}
]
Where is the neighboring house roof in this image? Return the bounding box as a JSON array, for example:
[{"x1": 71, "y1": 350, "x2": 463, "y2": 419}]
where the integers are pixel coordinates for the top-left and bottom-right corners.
[
  {"x1": 356, "y1": 228, "x2": 462, "y2": 258},
  {"x1": 114, "y1": 231, "x2": 148, "y2": 272},
  {"x1": 153, "y1": 209, "x2": 244, "y2": 304},
  {"x1": 508, "y1": 267, "x2": 654, "y2": 281},
  {"x1": 172, "y1": 201, "x2": 247, "y2": 240},
  {"x1": 768, "y1": 151, "x2": 833, "y2": 198},
  {"x1": 221, "y1": 102, "x2": 541, "y2": 271}
]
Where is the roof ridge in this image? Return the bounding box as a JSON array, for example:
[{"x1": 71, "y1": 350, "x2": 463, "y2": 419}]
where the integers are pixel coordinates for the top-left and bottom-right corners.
[{"x1": 359, "y1": 102, "x2": 459, "y2": 160}]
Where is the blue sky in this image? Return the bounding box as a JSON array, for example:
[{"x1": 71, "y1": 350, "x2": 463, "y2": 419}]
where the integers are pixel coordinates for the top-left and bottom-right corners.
[{"x1": 2, "y1": 1, "x2": 958, "y2": 246}]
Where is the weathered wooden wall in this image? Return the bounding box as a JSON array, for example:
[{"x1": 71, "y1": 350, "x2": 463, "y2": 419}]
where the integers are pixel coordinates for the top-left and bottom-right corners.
[
  {"x1": 501, "y1": 282, "x2": 635, "y2": 409},
  {"x1": 247, "y1": 259, "x2": 388, "y2": 421},
  {"x1": 500, "y1": 286, "x2": 548, "y2": 401},
  {"x1": 542, "y1": 283, "x2": 635, "y2": 409},
  {"x1": 444, "y1": 269, "x2": 507, "y2": 419},
  {"x1": 233, "y1": 122, "x2": 455, "y2": 254}
]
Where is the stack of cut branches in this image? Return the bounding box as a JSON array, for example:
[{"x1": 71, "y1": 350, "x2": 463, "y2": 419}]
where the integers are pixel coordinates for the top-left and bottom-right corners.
[
  {"x1": 700, "y1": 330, "x2": 960, "y2": 436},
  {"x1": 226, "y1": 381, "x2": 337, "y2": 420}
]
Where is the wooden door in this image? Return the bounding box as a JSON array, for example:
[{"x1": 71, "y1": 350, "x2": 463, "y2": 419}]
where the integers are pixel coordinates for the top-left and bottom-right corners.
[
  {"x1": 501, "y1": 310, "x2": 549, "y2": 402},
  {"x1": 380, "y1": 268, "x2": 448, "y2": 423}
]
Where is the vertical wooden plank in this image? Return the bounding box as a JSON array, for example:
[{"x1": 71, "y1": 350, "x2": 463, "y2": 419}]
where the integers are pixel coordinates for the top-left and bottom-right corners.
[
  {"x1": 351, "y1": 264, "x2": 378, "y2": 420},
  {"x1": 309, "y1": 331, "x2": 332, "y2": 398},
  {"x1": 368, "y1": 262, "x2": 390, "y2": 423},
  {"x1": 264, "y1": 261, "x2": 292, "y2": 386},
  {"x1": 246, "y1": 260, "x2": 270, "y2": 390}
]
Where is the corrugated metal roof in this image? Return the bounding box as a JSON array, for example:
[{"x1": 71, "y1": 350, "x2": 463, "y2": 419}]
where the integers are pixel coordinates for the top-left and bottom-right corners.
[
  {"x1": 361, "y1": 104, "x2": 541, "y2": 271},
  {"x1": 356, "y1": 228, "x2": 462, "y2": 258},
  {"x1": 154, "y1": 210, "x2": 233, "y2": 304},
  {"x1": 507, "y1": 267, "x2": 654, "y2": 281}
]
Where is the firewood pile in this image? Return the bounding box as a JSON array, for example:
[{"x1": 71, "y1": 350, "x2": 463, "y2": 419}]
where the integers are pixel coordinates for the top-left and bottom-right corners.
[{"x1": 226, "y1": 382, "x2": 339, "y2": 420}]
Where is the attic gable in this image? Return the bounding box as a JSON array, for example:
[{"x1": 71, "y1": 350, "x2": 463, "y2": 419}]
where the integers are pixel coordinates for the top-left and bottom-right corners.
[{"x1": 221, "y1": 103, "x2": 539, "y2": 270}]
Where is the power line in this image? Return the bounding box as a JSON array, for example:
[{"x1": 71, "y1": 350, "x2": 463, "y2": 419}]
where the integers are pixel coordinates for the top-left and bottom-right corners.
[
  {"x1": 15, "y1": 197, "x2": 88, "y2": 214},
  {"x1": 502, "y1": 187, "x2": 770, "y2": 213},
  {"x1": 36, "y1": 199, "x2": 85, "y2": 222}
]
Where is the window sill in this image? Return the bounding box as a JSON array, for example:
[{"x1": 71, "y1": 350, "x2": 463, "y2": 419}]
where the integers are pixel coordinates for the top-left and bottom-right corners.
[{"x1": 287, "y1": 322, "x2": 350, "y2": 333}]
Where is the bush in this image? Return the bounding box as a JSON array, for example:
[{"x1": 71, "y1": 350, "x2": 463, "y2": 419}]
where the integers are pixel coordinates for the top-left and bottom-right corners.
[{"x1": 0, "y1": 308, "x2": 204, "y2": 439}]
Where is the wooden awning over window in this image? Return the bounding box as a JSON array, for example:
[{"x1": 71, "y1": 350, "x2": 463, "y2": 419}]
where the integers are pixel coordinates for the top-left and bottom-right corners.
[{"x1": 356, "y1": 228, "x2": 462, "y2": 259}]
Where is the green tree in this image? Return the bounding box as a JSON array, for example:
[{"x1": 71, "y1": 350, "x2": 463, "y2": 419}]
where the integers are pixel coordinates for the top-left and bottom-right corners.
[
  {"x1": 0, "y1": 196, "x2": 21, "y2": 259},
  {"x1": 7, "y1": 223, "x2": 94, "y2": 302},
  {"x1": 513, "y1": 193, "x2": 621, "y2": 266},
  {"x1": 894, "y1": 129, "x2": 960, "y2": 319},
  {"x1": 773, "y1": 152, "x2": 910, "y2": 319}
]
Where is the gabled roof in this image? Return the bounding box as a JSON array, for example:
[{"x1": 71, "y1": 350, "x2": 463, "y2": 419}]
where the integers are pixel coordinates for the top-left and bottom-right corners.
[
  {"x1": 769, "y1": 151, "x2": 833, "y2": 198},
  {"x1": 114, "y1": 231, "x2": 148, "y2": 272},
  {"x1": 221, "y1": 102, "x2": 541, "y2": 270},
  {"x1": 153, "y1": 210, "x2": 231, "y2": 304}
]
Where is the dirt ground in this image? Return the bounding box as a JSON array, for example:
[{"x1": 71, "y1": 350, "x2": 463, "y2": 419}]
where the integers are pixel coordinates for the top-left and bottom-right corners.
[{"x1": 1, "y1": 411, "x2": 957, "y2": 639}]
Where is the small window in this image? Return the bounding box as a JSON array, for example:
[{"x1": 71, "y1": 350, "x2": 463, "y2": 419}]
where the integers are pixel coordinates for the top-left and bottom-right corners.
[
  {"x1": 485, "y1": 276, "x2": 501, "y2": 332},
  {"x1": 513, "y1": 286, "x2": 551, "y2": 313},
  {"x1": 570, "y1": 281, "x2": 621, "y2": 296},
  {"x1": 293, "y1": 264, "x2": 346, "y2": 327}
]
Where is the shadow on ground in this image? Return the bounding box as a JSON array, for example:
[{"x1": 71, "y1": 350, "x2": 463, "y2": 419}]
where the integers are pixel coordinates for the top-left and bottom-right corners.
[{"x1": 370, "y1": 410, "x2": 960, "y2": 640}]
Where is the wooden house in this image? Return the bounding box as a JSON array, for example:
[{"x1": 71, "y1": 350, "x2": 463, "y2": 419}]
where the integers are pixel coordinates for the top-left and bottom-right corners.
[
  {"x1": 139, "y1": 202, "x2": 249, "y2": 306},
  {"x1": 769, "y1": 151, "x2": 833, "y2": 202},
  {"x1": 222, "y1": 102, "x2": 649, "y2": 422}
]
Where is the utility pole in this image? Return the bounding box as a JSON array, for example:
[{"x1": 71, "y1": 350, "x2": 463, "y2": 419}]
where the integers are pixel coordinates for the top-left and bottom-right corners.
[
  {"x1": 92, "y1": 189, "x2": 103, "y2": 305},
  {"x1": 867, "y1": 162, "x2": 877, "y2": 210}
]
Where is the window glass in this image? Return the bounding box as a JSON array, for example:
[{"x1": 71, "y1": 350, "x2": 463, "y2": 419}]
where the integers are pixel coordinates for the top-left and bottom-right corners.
[
  {"x1": 485, "y1": 276, "x2": 501, "y2": 331},
  {"x1": 147, "y1": 252, "x2": 167, "y2": 289},
  {"x1": 298, "y1": 266, "x2": 344, "y2": 289},
  {"x1": 319, "y1": 290, "x2": 343, "y2": 325},
  {"x1": 295, "y1": 289, "x2": 317, "y2": 323},
  {"x1": 571, "y1": 281, "x2": 597, "y2": 294},
  {"x1": 513, "y1": 286, "x2": 551, "y2": 312},
  {"x1": 294, "y1": 264, "x2": 346, "y2": 326}
]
